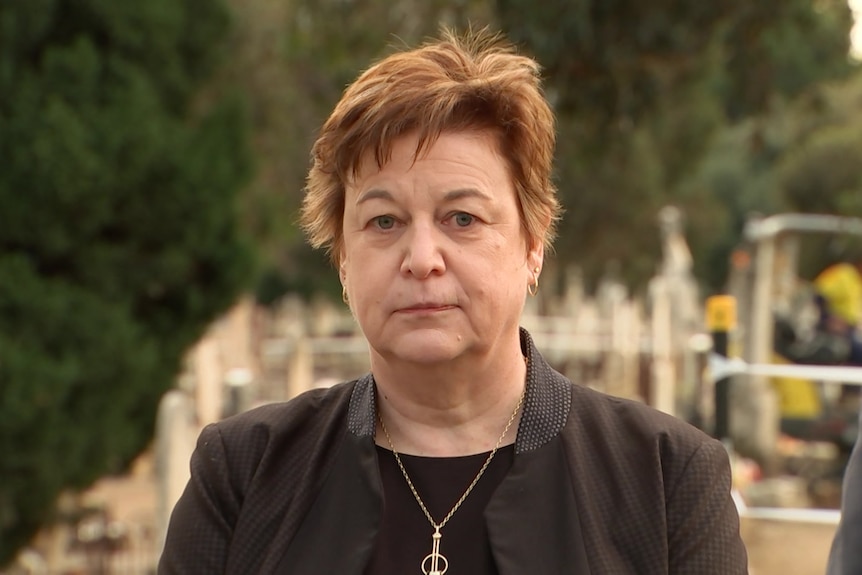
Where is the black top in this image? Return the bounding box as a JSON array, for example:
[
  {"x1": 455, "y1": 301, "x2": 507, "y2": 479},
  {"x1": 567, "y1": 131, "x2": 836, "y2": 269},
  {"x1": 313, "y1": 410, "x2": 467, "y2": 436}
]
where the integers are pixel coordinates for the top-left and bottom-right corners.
[{"x1": 365, "y1": 444, "x2": 515, "y2": 575}]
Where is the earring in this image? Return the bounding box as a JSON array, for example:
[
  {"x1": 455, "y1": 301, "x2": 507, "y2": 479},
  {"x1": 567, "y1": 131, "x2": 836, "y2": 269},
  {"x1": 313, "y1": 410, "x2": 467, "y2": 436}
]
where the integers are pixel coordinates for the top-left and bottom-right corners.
[
  {"x1": 342, "y1": 284, "x2": 349, "y2": 305},
  {"x1": 528, "y1": 267, "x2": 540, "y2": 297}
]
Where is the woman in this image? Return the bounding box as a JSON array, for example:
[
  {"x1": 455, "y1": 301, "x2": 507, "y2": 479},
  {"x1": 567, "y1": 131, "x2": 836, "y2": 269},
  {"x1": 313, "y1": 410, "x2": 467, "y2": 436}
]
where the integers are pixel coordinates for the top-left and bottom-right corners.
[{"x1": 159, "y1": 28, "x2": 748, "y2": 574}]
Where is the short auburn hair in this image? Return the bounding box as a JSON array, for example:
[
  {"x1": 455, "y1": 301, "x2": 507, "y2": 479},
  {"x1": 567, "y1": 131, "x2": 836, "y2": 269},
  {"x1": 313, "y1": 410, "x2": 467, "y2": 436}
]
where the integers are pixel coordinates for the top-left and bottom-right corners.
[{"x1": 301, "y1": 27, "x2": 561, "y2": 265}]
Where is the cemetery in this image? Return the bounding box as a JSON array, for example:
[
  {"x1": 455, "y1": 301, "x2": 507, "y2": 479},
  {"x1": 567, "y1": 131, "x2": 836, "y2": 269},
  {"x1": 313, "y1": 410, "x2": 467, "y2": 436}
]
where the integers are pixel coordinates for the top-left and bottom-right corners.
[{"x1": 9, "y1": 210, "x2": 860, "y2": 575}]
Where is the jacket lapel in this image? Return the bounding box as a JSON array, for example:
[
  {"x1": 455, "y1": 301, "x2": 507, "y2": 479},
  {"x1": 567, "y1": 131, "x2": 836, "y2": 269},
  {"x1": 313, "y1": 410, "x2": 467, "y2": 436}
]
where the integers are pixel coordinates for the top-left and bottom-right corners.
[
  {"x1": 272, "y1": 432, "x2": 382, "y2": 574},
  {"x1": 485, "y1": 436, "x2": 592, "y2": 575}
]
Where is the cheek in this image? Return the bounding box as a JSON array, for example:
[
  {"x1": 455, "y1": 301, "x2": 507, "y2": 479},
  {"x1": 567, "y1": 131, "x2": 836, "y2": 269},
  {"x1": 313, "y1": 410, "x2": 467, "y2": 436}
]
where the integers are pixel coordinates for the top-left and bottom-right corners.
[{"x1": 349, "y1": 269, "x2": 390, "y2": 308}]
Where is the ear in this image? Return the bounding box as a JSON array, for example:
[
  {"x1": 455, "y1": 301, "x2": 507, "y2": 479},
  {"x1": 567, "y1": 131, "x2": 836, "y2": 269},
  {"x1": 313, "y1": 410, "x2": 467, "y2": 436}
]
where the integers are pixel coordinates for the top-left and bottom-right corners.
[
  {"x1": 336, "y1": 245, "x2": 347, "y2": 281},
  {"x1": 527, "y1": 237, "x2": 545, "y2": 277}
]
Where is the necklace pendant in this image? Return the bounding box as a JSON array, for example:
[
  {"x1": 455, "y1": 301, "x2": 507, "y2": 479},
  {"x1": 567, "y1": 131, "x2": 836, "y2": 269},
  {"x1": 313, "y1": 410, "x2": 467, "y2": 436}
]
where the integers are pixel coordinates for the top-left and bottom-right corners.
[{"x1": 421, "y1": 527, "x2": 448, "y2": 575}]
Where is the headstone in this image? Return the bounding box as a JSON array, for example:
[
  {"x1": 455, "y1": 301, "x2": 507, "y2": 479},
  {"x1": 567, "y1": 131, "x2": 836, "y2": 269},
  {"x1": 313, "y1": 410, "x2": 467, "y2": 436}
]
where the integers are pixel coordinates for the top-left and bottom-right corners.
[{"x1": 154, "y1": 390, "x2": 197, "y2": 560}]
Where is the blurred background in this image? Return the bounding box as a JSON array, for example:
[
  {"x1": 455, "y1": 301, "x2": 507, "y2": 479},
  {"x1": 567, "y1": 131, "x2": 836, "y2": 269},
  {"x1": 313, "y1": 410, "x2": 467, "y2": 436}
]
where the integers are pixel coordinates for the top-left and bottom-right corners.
[{"x1": 3, "y1": 0, "x2": 862, "y2": 573}]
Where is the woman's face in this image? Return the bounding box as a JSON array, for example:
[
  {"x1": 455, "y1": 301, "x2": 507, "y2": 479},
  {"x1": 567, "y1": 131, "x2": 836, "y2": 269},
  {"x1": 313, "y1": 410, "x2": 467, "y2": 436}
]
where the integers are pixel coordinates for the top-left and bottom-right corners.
[{"x1": 341, "y1": 130, "x2": 543, "y2": 366}]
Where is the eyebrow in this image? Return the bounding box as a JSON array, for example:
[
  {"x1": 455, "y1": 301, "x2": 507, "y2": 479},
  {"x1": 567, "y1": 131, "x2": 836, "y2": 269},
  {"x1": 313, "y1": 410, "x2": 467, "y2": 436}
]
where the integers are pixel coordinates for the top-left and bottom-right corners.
[
  {"x1": 355, "y1": 189, "x2": 393, "y2": 205},
  {"x1": 355, "y1": 187, "x2": 493, "y2": 205}
]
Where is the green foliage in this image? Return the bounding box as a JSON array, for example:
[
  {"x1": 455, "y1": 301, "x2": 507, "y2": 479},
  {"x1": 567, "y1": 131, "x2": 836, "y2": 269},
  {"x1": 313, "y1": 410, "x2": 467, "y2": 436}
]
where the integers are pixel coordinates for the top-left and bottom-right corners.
[
  {"x1": 496, "y1": 0, "x2": 855, "y2": 290},
  {"x1": 0, "y1": 0, "x2": 254, "y2": 563},
  {"x1": 498, "y1": 0, "x2": 853, "y2": 124},
  {"x1": 672, "y1": 69, "x2": 862, "y2": 292},
  {"x1": 722, "y1": 0, "x2": 853, "y2": 119},
  {"x1": 498, "y1": 0, "x2": 731, "y2": 127},
  {"x1": 776, "y1": 75, "x2": 862, "y2": 216},
  {"x1": 227, "y1": 0, "x2": 856, "y2": 297},
  {"x1": 673, "y1": 121, "x2": 785, "y2": 292},
  {"x1": 780, "y1": 125, "x2": 862, "y2": 214}
]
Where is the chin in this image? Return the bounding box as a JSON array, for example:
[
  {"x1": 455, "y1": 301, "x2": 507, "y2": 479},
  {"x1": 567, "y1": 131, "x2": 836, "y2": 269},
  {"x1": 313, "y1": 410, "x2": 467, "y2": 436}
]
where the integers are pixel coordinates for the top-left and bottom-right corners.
[{"x1": 376, "y1": 329, "x2": 468, "y2": 364}]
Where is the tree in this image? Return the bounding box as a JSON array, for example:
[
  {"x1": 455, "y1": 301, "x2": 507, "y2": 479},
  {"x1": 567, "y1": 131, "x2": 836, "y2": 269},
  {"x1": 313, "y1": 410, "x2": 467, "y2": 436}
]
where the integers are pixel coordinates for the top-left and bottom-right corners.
[
  {"x1": 496, "y1": 0, "x2": 855, "y2": 290},
  {"x1": 673, "y1": 68, "x2": 862, "y2": 292},
  {"x1": 226, "y1": 0, "x2": 856, "y2": 297},
  {"x1": 776, "y1": 74, "x2": 862, "y2": 216},
  {"x1": 0, "y1": 0, "x2": 254, "y2": 563}
]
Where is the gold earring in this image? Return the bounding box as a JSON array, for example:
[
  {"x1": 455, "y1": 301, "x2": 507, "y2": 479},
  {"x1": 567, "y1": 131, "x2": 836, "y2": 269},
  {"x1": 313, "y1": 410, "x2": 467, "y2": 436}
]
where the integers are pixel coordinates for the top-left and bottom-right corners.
[
  {"x1": 342, "y1": 284, "x2": 349, "y2": 305},
  {"x1": 528, "y1": 267, "x2": 540, "y2": 296}
]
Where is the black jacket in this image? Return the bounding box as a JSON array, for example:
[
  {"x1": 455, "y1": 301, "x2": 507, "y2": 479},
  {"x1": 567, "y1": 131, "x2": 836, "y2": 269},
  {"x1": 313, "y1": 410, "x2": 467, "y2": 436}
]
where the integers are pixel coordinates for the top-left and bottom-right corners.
[{"x1": 159, "y1": 330, "x2": 748, "y2": 574}]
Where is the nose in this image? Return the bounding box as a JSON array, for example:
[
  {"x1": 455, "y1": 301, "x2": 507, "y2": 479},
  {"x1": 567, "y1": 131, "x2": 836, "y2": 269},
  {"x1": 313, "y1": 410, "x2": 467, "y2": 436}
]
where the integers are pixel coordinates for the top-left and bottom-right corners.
[{"x1": 400, "y1": 221, "x2": 446, "y2": 278}]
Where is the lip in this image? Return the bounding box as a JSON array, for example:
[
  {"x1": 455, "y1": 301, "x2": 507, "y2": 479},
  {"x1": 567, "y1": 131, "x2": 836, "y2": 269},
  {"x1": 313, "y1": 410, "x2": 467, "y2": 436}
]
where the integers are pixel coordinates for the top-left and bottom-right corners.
[{"x1": 396, "y1": 303, "x2": 457, "y2": 314}]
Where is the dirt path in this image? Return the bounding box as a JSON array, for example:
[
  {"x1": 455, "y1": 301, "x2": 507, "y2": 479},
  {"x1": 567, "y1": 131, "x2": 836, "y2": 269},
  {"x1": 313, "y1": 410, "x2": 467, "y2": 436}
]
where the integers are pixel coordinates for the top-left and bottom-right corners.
[{"x1": 743, "y1": 517, "x2": 837, "y2": 575}]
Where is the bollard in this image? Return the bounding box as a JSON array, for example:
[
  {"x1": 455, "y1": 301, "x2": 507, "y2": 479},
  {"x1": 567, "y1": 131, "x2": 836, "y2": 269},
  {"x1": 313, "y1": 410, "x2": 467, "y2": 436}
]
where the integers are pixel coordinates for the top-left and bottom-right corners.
[{"x1": 707, "y1": 295, "x2": 737, "y2": 442}]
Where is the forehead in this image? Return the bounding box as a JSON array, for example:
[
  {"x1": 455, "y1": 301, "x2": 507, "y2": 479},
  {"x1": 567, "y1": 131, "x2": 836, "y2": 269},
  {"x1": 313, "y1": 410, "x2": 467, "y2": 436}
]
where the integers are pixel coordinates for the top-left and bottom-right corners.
[{"x1": 348, "y1": 130, "x2": 510, "y2": 192}]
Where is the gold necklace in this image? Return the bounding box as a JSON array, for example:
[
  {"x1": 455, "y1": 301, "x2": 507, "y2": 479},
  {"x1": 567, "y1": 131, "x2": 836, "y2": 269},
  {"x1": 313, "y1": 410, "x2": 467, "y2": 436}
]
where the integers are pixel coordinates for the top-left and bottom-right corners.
[{"x1": 377, "y1": 385, "x2": 525, "y2": 575}]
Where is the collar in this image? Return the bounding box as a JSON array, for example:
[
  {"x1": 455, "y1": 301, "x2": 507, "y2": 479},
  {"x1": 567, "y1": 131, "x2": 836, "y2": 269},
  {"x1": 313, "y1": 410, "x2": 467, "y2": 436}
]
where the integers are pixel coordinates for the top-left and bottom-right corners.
[{"x1": 346, "y1": 327, "x2": 572, "y2": 453}]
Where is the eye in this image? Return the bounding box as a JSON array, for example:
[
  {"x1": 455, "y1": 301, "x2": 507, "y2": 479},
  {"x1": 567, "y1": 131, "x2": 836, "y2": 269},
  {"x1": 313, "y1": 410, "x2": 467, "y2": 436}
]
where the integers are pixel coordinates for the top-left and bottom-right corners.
[
  {"x1": 452, "y1": 212, "x2": 475, "y2": 227},
  {"x1": 373, "y1": 215, "x2": 396, "y2": 230}
]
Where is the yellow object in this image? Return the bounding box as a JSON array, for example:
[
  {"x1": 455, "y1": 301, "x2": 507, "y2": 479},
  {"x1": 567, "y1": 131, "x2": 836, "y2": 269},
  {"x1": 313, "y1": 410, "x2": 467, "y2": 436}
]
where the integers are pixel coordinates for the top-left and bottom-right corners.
[
  {"x1": 814, "y1": 262, "x2": 862, "y2": 326},
  {"x1": 706, "y1": 295, "x2": 737, "y2": 332},
  {"x1": 769, "y1": 353, "x2": 822, "y2": 419}
]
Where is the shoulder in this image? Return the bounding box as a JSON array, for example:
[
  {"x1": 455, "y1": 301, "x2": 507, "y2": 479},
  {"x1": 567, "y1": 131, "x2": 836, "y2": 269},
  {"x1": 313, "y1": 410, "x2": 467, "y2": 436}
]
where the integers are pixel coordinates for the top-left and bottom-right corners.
[
  {"x1": 543, "y1": 370, "x2": 746, "y2": 572},
  {"x1": 564, "y1": 381, "x2": 727, "y2": 480},
  {"x1": 197, "y1": 380, "x2": 358, "y2": 482},
  {"x1": 216, "y1": 379, "x2": 356, "y2": 437},
  {"x1": 570, "y1": 383, "x2": 708, "y2": 441}
]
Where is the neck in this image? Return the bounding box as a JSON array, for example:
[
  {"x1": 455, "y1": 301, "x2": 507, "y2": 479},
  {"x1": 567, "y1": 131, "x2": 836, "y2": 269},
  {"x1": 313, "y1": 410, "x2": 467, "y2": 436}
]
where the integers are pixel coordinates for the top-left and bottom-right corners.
[{"x1": 372, "y1": 349, "x2": 527, "y2": 457}]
